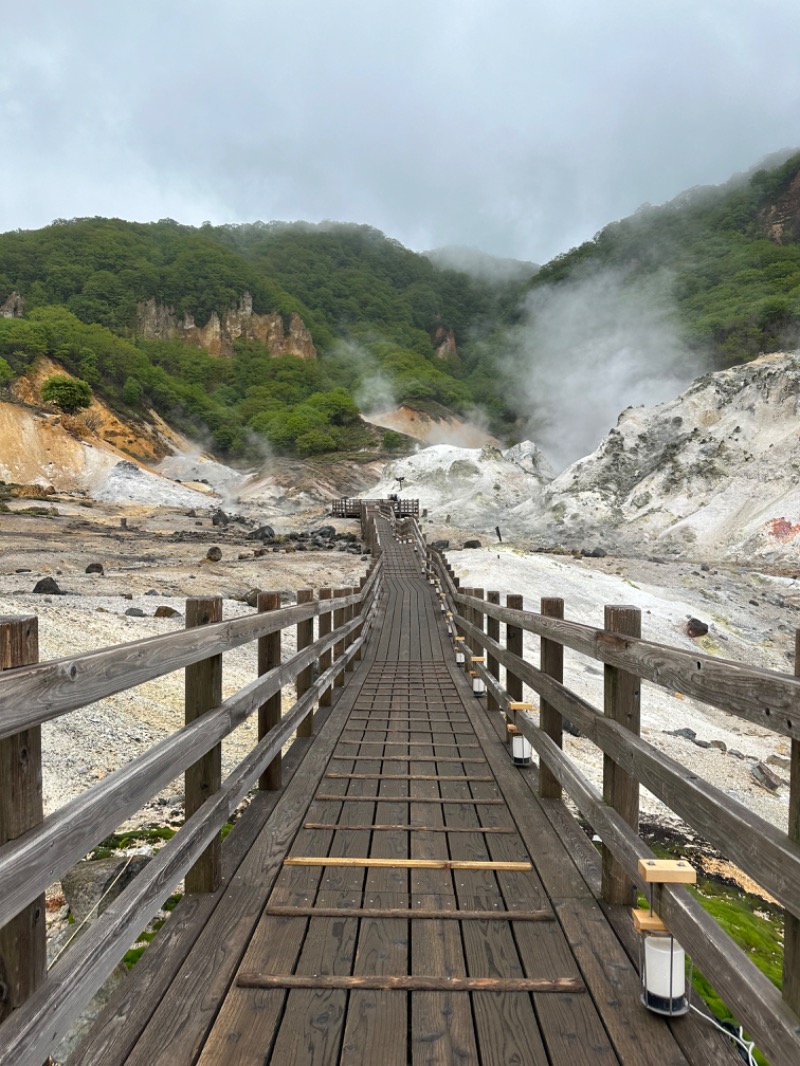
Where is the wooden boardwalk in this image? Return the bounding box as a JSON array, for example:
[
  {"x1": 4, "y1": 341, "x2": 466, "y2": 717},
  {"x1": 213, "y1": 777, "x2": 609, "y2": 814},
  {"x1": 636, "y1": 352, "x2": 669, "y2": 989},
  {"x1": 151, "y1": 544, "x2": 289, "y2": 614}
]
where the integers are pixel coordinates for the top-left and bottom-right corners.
[{"x1": 73, "y1": 529, "x2": 738, "y2": 1066}]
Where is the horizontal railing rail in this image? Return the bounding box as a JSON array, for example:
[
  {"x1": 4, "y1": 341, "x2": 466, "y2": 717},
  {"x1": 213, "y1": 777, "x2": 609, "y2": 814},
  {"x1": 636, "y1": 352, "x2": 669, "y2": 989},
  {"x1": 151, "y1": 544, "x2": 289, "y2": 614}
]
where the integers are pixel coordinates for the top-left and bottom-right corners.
[{"x1": 428, "y1": 545, "x2": 800, "y2": 1066}]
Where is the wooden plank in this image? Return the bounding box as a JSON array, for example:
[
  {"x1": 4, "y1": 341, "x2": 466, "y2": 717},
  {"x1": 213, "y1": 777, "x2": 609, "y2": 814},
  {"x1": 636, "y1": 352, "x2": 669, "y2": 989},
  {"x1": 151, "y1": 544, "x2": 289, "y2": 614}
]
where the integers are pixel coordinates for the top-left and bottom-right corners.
[
  {"x1": 340, "y1": 745, "x2": 408, "y2": 1065},
  {"x1": 265, "y1": 905, "x2": 553, "y2": 921},
  {"x1": 184, "y1": 596, "x2": 222, "y2": 895},
  {"x1": 325, "y1": 773, "x2": 493, "y2": 781},
  {"x1": 237, "y1": 973, "x2": 583, "y2": 992},
  {"x1": 69, "y1": 713, "x2": 338, "y2": 1066},
  {"x1": 304, "y1": 823, "x2": 515, "y2": 834},
  {"x1": 313, "y1": 795, "x2": 504, "y2": 805},
  {"x1": 0, "y1": 615, "x2": 44, "y2": 1024},
  {"x1": 454, "y1": 589, "x2": 800, "y2": 740},
  {"x1": 284, "y1": 857, "x2": 532, "y2": 871},
  {"x1": 330, "y1": 754, "x2": 487, "y2": 764},
  {"x1": 318, "y1": 587, "x2": 333, "y2": 707},
  {"x1": 557, "y1": 897, "x2": 690, "y2": 1066}
]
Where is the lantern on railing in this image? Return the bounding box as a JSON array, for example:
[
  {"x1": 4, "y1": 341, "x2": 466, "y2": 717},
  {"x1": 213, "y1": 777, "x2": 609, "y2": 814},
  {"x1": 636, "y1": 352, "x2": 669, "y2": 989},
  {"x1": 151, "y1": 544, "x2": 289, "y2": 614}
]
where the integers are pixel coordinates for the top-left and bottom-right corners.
[
  {"x1": 511, "y1": 733, "x2": 532, "y2": 765},
  {"x1": 470, "y1": 657, "x2": 486, "y2": 696},
  {"x1": 454, "y1": 637, "x2": 466, "y2": 665},
  {"x1": 633, "y1": 859, "x2": 696, "y2": 1017}
]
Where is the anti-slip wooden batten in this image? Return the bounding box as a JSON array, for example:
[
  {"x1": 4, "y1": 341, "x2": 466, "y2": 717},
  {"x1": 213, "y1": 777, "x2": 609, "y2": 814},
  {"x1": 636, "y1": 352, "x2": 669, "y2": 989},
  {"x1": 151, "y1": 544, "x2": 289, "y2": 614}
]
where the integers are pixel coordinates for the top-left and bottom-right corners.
[
  {"x1": 236, "y1": 973, "x2": 583, "y2": 993},
  {"x1": 283, "y1": 857, "x2": 532, "y2": 871},
  {"x1": 264, "y1": 904, "x2": 553, "y2": 921}
]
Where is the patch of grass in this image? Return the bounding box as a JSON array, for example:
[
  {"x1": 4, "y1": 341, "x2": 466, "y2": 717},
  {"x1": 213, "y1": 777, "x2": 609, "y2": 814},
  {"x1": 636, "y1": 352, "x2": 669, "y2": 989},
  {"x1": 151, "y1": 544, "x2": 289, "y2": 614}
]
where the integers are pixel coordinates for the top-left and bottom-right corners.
[
  {"x1": 91, "y1": 825, "x2": 176, "y2": 859},
  {"x1": 123, "y1": 946, "x2": 147, "y2": 969}
]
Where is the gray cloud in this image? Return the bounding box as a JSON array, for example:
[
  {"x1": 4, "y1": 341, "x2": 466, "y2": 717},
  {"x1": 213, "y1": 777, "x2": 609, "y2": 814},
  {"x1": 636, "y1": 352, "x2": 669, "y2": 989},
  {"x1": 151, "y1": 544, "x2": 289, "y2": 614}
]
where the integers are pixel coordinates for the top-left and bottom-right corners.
[{"x1": 2, "y1": 1, "x2": 800, "y2": 261}]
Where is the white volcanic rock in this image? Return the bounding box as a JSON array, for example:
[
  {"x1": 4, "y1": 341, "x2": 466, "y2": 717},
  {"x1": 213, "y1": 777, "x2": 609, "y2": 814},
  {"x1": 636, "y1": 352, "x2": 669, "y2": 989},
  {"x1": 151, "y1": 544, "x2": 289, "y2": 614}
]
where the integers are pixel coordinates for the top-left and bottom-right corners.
[
  {"x1": 94, "y1": 460, "x2": 216, "y2": 508},
  {"x1": 369, "y1": 441, "x2": 553, "y2": 529},
  {"x1": 533, "y1": 352, "x2": 800, "y2": 561}
]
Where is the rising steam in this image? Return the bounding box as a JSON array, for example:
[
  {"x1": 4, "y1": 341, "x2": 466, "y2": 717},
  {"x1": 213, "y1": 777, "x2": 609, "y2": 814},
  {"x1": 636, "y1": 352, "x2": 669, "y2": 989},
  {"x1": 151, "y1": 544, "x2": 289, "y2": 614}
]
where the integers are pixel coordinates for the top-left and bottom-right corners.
[{"x1": 504, "y1": 268, "x2": 706, "y2": 471}]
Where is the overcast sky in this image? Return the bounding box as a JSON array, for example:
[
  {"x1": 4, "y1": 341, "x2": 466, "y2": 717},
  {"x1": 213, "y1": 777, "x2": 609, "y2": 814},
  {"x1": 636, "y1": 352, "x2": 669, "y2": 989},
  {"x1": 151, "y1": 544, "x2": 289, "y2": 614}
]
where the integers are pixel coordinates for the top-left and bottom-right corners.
[{"x1": 2, "y1": 1, "x2": 799, "y2": 263}]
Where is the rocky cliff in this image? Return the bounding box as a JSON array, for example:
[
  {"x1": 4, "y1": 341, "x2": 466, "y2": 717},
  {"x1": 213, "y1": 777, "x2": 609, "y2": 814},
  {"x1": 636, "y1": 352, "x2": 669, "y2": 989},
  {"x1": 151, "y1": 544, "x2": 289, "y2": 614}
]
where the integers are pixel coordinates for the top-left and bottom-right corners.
[{"x1": 136, "y1": 292, "x2": 316, "y2": 359}]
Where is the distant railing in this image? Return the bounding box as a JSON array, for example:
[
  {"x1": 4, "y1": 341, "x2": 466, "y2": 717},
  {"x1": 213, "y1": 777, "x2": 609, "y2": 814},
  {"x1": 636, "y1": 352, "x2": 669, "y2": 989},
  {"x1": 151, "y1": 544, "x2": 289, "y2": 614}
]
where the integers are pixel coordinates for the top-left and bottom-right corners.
[
  {"x1": 0, "y1": 544, "x2": 386, "y2": 1066},
  {"x1": 428, "y1": 546, "x2": 800, "y2": 1066},
  {"x1": 331, "y1": 496, "x2": 419, "y2": 519}
]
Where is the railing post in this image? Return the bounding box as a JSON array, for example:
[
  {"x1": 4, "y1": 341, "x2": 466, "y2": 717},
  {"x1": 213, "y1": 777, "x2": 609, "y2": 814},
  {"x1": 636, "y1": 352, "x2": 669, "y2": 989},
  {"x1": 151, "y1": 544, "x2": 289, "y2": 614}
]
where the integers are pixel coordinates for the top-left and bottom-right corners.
[
  {"x1": 471, "y1": 588, "x2": 484, "y2": 689},
  {"x1": 784, "y1": 629, "x2": 800, "y2": 1011},
  {"x1": 345, "y1": 586, "x2": 357, "y2": 672},
  {"x1": 486, "y1": 591, "x2": 500, "y2": 713},
  {"x1": 0, "y1": 615, "x2": 45, "y2": 1023},
  {"x1": 539, "y1": 598, "x2": 564, "y2": 800},
  {"x1": 354, "y1": 577, "x2": 367, "y2": 662},
  {"x1": 318, "y1": 588, "x2": 333, "y2": 705},
  {"x1": 296, "y1": 589, "x2": 315, "y2": 737},
  {"x1": 601, "y1": 604, "x2": 641, "y2": 906},
  {"x1": 184, "y1": 596, "x2": 223, "y2": 894},
  {"x1": 506, "y1": 594, "x2": 523, "y2": 744},
  {"x1": 333, "y1": 587, "x2": 348, "y2": 688},
  {"x1": 257, "y1": 591, "x2": 282, "y2": 791}
]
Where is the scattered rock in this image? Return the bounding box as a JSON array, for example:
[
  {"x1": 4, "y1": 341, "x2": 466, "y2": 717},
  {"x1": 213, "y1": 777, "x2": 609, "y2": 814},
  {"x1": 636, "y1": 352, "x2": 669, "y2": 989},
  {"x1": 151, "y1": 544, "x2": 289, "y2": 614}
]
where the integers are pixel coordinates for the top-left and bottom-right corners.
[
  {"x1": 693, "y1": 739, "x2": 711, "y2": 749},
  {"x1": 729, "y1": 749, "x2": 745, "y2": 759},
  {"x1": 206, "y1": 546, "x2": 222, "y2": 562},
  {"x1": 15, "y1": 567, "x2": 31, "y2": 573},
  {"x1": 33, "y1": 577, "x2": 64, "y2": 595},
  {"x1": 463, "y1": 539, "x2": 482, "y2": 549},
  {"x1": 154, "y1": 605, "x2": 181, "y2": 619},
  {"x1": 686, "y1": 617, "x2": 709, "y2": 638},
  {"x1": 247, "y1": 525, "x2": 276, "y2": 542},
  {"x1": 211, "y1": 509, "x2": 229, "y2": 527},
  {"x1": 62, "y1": 856, "x2": 151, "y2": 925},
  {"x1": 583, "y1": 546, "x2": 607, "y2": 558},
  {"x1": 85, "y1": 563, "x2": 104, "y2": 575},
  {"x1": 125, "y1": 607, "x2": 146, "y2": 617},
  {"x1": 708, "y1": 739, "x2": 727, "y2": 752},
  {"x1": 431, "y1": 539, "x2": 450, "y2": 551},
  {"x1": 667, "y1": 727, "x2": 696, "y2": 742},
  {"x1": 751, "y1": 761, "x2": 782, "y2": 791},
  {"x1": 766, "y1": 754, "x2": 791, "y2": 769},
  {"x1": 145, "y1": 589, "x2": 159, "y2": 596}
]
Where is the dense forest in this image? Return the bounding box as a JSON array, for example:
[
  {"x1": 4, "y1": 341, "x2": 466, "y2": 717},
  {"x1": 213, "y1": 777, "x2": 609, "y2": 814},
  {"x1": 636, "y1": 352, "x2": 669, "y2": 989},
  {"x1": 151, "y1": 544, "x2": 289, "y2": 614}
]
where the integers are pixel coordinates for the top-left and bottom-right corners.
[{"x1": 1, "y1": 148, "x2": 799, "y2": 460}]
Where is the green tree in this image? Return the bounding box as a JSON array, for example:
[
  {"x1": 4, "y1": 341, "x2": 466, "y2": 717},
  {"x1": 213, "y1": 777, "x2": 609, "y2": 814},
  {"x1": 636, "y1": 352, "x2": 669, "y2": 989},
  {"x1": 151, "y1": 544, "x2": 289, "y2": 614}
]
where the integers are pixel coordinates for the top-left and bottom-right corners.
[{"x1": 41, "y1": 375, "x2": 93, "y2": 414}]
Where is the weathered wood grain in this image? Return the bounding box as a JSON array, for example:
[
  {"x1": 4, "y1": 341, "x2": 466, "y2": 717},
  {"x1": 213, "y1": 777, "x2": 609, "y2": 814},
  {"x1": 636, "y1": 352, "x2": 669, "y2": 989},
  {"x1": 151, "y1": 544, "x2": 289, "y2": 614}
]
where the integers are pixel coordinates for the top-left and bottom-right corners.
[
  {"x1": 236, "y1": 973, "x2": 583, "y2": 992},
  {"x1": 0, "y1": 585, "x2": 372, "y2": 738},
  {"x1": 257, "y1": 591, "x2": 282, "y2": 790},
  {"x1": 265, "y1": 905, "x2": 553, "y2": 921},
  {"x1": 0, "y1": 616, "x2": 44, "y2": 1024},
  {"x1": 539, "y1": 596, "x2": 564, "y2": 799},
  {"x1": 295, "y1": 588, "x2": 316, "y2": 737},
  {"x1": 453, "y1": 612, "x2": 800, "y2": 919},
  {"x1": 454, "y1": 588, "x2": 800, "y2": 739}
]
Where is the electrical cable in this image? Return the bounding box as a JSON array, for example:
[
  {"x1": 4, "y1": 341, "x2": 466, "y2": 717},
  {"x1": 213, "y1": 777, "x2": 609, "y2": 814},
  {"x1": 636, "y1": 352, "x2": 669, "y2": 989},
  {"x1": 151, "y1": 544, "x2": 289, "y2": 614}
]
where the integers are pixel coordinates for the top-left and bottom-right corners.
[{"x1": 689, "y1": 1003, "x2": 757, "y2": 1066}]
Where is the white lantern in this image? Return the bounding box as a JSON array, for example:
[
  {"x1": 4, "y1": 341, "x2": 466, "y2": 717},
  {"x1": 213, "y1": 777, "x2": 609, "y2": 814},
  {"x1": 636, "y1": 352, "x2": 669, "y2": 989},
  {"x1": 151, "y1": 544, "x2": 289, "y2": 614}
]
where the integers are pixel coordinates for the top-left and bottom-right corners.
[
  {"x1": 633, "y1": 859, "x2": 696, "y2": 1018},
  {"x1": 511, "y1": 734, "x2": 532, "y2": 765},
  {"x1": 472, "y1": 674, "x2": 486, "y2": 696},
  {"x1": 455, "y1": 648, "x2": 465, "y2": 665},
  {"x1": 641, "y1": 934, "x2": 688, "y2": 1016}
]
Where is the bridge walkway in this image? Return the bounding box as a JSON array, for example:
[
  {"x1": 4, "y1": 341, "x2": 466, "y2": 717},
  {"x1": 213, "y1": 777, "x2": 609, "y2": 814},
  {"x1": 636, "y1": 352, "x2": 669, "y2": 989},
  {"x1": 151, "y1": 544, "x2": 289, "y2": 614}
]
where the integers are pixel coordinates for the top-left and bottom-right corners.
[{"x1": 73, "y1": 529, "x2": 732, "y2": 1066}]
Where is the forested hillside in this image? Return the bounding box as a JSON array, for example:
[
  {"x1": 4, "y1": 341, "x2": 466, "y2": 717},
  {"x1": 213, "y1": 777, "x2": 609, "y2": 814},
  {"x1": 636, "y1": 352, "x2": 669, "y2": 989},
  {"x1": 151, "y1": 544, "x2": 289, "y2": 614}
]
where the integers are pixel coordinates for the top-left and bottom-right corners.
[
  {"x1": 1, "y1": 149, "x2": 799, "y2": 463},
  {"x1": 535, "y1": 149, "x2": 800, "y2": 363}
]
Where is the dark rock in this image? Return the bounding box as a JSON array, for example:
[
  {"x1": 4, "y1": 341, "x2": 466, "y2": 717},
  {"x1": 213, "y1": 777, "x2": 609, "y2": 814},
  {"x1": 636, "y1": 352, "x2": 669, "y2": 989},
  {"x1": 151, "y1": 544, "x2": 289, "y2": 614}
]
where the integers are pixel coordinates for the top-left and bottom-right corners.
[
  {"x1": 253, "y1": 548, "x2": 266, "y2": 558},
  {"x1": 314, "y1": 525, "x2": 336, "y2": 539},
  {"x1": 122, "y1": 593, "x2": 133, "y2": 600},
  {"x1": 693, "y1": 739, "x2": 711, "y2": 749},
  {"x1": 33, "y1": 577, "x2": 64, "y2": 595},
  {"x1": 85, "y1": 563, "x2": 104, "y2": 575},
  {"x1": 15, "y1": 568, "x2": 31, "y2": 573},
  {"x1": 700, "y1": 563, "x2": 710, "y2": 572},
  {"x1": 687, "y1": 618, "x2": 709, "y2": 637},
  {"x1": 247, "y1": 525, "x2": 276, "y2": 542},
  {"x1": 463, "y1": 539, "x2": 482, "y2": 549},
  {"x1": 145, "y1": 589, "x2": 158, "y2": 596},
  {"x1": 767, "y1": 754, "x2": 791, "y2": 769},
  {"x1": 62, "y1": 856, "x2": 151, "y2": 925},
  {"x1": 154, "y1": 605, "x2": 181, "y2": 619},
  {"x1": 186, "y1": 509, "x2": 197, "y2": 518},
  {"x1": 206, "y1": 546, "x2": 222, "y2": 562},
  {"x1": 751, "y1": 761, "x2": 782, "y2": 791},
  {"x1": 296, "y1": 543, "x2": 308, "y2": 552},
  {"x1": 668, "y1": 727, "x2": 696, "y2": 742},
  {"x1": 708, "y1": 739, "x2": 727, "y2": 752},
  {"x1": 125, "y1": 607, "x2": 146, "y2": 617},
  {"x1": 583, "y1": 546, "x2": 607, "y2": 558},
  {"x1": 729, "y1": 749, "x2": 745, "y2": 759},
  {"x1": 211, "y1": 509, "x2": 229, "y2": 527},
  {"x1": 431, "y1": 539, "x2": 450, "y2": 551}
]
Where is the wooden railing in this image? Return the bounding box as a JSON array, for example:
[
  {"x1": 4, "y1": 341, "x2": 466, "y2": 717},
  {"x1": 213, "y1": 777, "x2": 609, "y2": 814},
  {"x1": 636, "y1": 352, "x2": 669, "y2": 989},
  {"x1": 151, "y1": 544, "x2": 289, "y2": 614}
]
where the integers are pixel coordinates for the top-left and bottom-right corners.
[
  {"x1": 331, "y1": 496, "x2": 420, "y2": 519},
  {"x1": 428, "y1": 547, "x2": 800, "y2": 1066},
  {"x1": 0, "y1": 552, "x2": 385, "y2": 1066}
]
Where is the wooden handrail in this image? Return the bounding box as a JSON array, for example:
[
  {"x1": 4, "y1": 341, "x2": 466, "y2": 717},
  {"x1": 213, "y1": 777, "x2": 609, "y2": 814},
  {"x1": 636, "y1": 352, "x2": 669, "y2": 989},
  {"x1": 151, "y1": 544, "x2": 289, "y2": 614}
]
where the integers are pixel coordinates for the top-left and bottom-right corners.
[
  {"x1": 429, "y1": 544, "x2": 800, "y2": 1065},
  {"x1": 0, "y1": 585, "x2": 372, "y2": 740}
]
